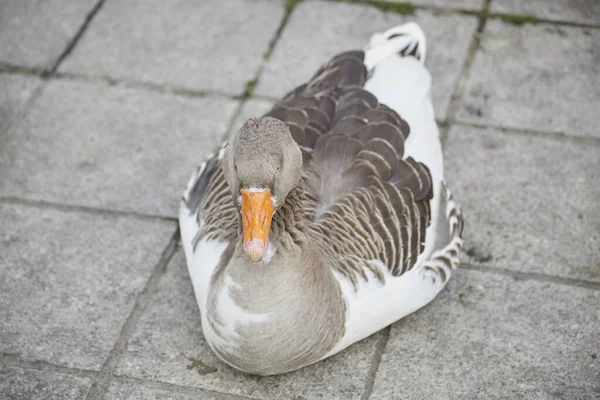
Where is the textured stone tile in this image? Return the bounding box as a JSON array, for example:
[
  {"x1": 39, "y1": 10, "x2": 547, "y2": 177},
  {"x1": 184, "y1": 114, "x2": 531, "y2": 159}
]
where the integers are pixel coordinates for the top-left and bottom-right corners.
[
  {"x1": 0, "y1": 0, "x2": 97, "y2": 69},
  {"x1": 227, "y1": 98, "x2": 276, "y2": 137},
  {"x1": 60, "y1": 0, "x2": 284, "y2": 96},
  {"x1": 444, "y1": 125, "x2": 600, "y2": 282},
  {"x1": 257, "y1": 1, "x2": 476, "y2": 120},
  {"x1": 492, "y1": 0, "x2": 600, "y2": 25},
  {"x1": 0, "y1": 366, "x2": 92, "y2": 400},
  {"x1": 370, "y1": 269, "x2": 600, "y2": 399},
  {"x1": 458, "y1": 21, "x2": 600, "y2": 138},
  {"x1": 116, "y1": 251, "x2": 380, "y2": 400},
  {"x1": 104, "y1": 380, "x2": 246, "y2": 400},
  {"x1": 0, "y1": 74, "x2": 40, "y2": 132},
  {"x1": 0, "y1": 80, "x2": 238, "y2": 217},
  {"x1": 0, "y1": 203, "x2": 175, "y2": 370}
]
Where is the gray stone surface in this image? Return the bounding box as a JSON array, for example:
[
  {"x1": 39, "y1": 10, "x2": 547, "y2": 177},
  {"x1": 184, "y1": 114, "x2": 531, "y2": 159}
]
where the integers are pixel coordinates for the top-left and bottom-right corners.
[
  {"x1": 0, "y1": 74, "x2": 40, "y2": 132},
  {"x1": 256, "y1": 1, "x2": 477, "y2": 120},
  {"x1": 0, "y1": 0, "x2": 97, "y2": 69},
  {"x1": 228, "y1": 98, "x2": 276, "y2": 138},
  {"x1": 104, "y1": 380, "x2": 245, "y2": 400},
  {"x1": 0, "y1": 366, "x2": 92, "y2": 400},
  {"x1": 0, "y1": 79, "x2": 238, "y2": 217},
  {"x1": 116, "y1": 251, "x2": 381, "y2": 400},
  {"x1": 458, "y1": 21, "x2": 600, "y2": 138},
  {"x1": 0, "y1": 203, "x2": 175, "y2": 370},
  {"x1": 492, "y1": 0, "x2": 600, "y2": 25},
  {"x1": 60, "y1": 0, "x2": 284, "y2": 96},
  {"x1": 444, "y1": 125, "x2": 600, "y2": 282},
  {"x1": 370, "y1": 269, "x2": 600, "y2": 399}
]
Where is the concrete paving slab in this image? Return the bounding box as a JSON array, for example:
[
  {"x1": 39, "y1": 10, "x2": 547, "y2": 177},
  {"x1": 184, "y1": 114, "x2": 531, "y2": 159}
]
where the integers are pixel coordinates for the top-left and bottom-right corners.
[
  {"x1": 0, "y1": 80, "x2": 238, "y2": 217},
  {"x1": 444, "y1": 125, "x2": 600, "y2": 282},
  {"x1": 0, "y1": 203, "x2": 175, "y2": 370},
  {"x1": 0, "y1": 74, "x2": 40, "y2": 132},
  {"x1": 492, "y1": 0, "x2": 600, "y2": 25},
  {"x1": 255, "y1": 1, "x2": 477, "y2": 120},
  {"x1": 60, "y1": 0, "x2": 284, "y2": 96},
  {"x1": 0, "y1": 366, "x2": 93, "y2": 400},
  {"x1": 228, "y1": 98, "x2": 276, "y2": 138},
  {"x1": 0, "y1": 0, "x2": 97, "y2": 69},
  {"x1": 116, "y1": 251, "x2": 381, "y2": 400},
  {"x1": 104, "y1": 380, "x2": 245, "y2": 400},
  {"x1": 457, "y1": 21, "x2": 600, "y2": 138},
  {"x1": 370, "y1": 269, "x2": 600, "y2": 399}
]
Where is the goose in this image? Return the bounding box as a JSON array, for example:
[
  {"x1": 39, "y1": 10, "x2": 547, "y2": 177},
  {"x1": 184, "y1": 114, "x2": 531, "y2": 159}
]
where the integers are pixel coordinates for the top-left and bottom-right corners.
[{"x1": 179, "y1": 22, "x2": 463, "y2": 376}]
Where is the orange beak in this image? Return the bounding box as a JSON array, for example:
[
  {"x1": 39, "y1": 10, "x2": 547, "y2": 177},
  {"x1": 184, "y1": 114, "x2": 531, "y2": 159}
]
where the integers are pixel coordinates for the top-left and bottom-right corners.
[{"x1": 241, "y1": 189, "x2": 274, "y2": 261}]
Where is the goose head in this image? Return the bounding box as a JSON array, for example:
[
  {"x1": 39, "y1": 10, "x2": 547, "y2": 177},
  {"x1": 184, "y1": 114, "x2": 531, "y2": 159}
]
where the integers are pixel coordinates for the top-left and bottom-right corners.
[{"x1": 222, "y1": 117, "x2": 302, "y2": 262}]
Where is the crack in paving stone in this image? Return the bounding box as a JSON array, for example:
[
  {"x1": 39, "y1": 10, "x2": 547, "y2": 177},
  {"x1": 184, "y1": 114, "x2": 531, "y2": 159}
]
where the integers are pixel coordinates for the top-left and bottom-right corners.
[{"x1": 44, "y1": 0, "x2": 107, "y2": 76}]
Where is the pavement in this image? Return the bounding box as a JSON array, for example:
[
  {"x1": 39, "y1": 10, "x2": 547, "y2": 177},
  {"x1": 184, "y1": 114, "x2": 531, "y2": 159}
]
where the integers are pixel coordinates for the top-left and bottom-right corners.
[{"x1": 0, "y1": 0, "x2": 598, "y2": 399}]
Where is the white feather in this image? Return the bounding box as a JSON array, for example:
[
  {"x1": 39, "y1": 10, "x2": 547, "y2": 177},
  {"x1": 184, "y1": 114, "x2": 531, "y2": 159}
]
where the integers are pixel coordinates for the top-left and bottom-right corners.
[
  {"x1": 328, "y1": 22, "x2": 452, "y2": 352},
  {"x1": 324, "y1": 262, "x2": 443, "y2": 358},
  {"x1": 179, "y1": 204, "x2": 226, "y2": 317}
]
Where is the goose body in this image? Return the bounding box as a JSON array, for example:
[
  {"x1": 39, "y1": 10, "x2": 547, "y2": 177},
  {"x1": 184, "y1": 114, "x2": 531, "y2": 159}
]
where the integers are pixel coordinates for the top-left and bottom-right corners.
[{"x1": 179, "y1": 22, "x2": 463, "y2": 376}]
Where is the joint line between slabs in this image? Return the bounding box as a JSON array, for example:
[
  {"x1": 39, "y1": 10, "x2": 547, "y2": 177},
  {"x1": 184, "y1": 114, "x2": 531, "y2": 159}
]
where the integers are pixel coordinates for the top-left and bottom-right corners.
[
  {"x1": 443, "y1": 0, "x2": 491, "y2": 123},
  {"x1": 113, "y1": 375, "x2": 259, "y2": 400},
  {"x1": 85, "y1": 229, "x2": 181, "y2": 400},
  {"x1": 0, "y1": 197, "x2": 178, "y2": 224},
  {"x1": 361, "y1": 326, "x2": 391, "y2": 400},
  {"x1": 451, "y1": 120, "x2": 600, "y2": 144},
  {"x1": 322, "y1": 0, "x2": 600, "y2": 29},
  {"x1": 49, "y1": 70, "x2": 238, "y2": 100},
  {"x1": 222, "y1": 0, "x2": 302, "y2": 140},
  {"x1": 460, "y1": 263, "x2": 600, "y2": 291},
  {"x1": 0, "y1": 355, "x2": 99, "y2": 380}
]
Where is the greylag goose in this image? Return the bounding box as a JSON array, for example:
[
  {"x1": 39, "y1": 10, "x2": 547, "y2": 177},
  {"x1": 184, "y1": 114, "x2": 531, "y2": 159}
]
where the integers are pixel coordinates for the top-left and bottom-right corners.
[{"x1": 179, "y1": 22, "x2": 463, "y2": 376}]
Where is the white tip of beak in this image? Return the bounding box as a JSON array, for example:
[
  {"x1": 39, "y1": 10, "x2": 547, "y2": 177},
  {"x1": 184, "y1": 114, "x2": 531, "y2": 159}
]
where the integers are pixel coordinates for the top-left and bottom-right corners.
[{"x1": 244, "y1": 239, "x2": 267, "y2": 262}]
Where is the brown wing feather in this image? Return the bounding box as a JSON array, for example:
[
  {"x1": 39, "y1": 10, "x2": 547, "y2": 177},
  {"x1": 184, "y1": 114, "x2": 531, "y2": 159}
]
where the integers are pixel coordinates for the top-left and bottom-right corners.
[
  {"x1": 260, "y1": 50, "x2": 434, "y2": 282},
  {"x1": 186, "y1": 150, "x2": 238, "y2": 247},
  {"x1": 308, "y1": 180, "x2": 431, "y2": 287}
]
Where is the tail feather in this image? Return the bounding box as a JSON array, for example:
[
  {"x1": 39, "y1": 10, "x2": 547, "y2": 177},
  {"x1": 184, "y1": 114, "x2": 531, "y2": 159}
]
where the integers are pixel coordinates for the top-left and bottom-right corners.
[
  {"x1": 363, "y1": 22, "x2": 439, "y2": 179},
  {"x1": 363, "y1": 22, "x2": 427, "y2": 70}
]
